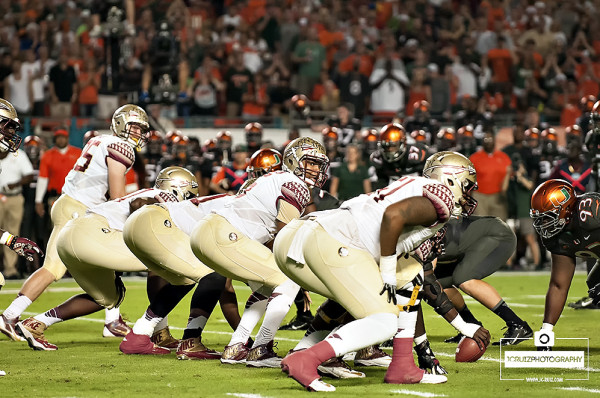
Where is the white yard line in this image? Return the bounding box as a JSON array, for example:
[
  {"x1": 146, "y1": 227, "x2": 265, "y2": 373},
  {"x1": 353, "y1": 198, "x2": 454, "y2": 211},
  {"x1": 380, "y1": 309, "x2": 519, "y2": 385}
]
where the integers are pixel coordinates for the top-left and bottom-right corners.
[
  {"x1": 226, "y1": 394, "x2": 273, "y2": 398},
  {"x1": 555, "y1": 387, "x2": 600, "y2": 394},
  {"x1": 391, "y1": 389, "x2": 448, "y2": 397}
]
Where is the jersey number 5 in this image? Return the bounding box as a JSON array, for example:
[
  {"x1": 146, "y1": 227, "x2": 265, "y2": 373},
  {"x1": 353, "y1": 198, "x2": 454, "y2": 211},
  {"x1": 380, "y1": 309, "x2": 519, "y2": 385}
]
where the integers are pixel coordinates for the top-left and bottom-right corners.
[{"x1": 74, "y1": 140, "x2": 101, "y2": 173}]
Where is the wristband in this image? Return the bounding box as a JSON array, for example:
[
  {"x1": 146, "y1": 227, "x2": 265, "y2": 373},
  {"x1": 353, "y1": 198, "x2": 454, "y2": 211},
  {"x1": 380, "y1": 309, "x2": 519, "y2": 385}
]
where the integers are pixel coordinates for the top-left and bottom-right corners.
[
  {"x1": 379, "y1": 254, "x2": 397, "y2": 276},
  {"x1": 450, "y1": 315, "x2": 467, "y2": 332},
  {"x1": 541, "y1": 323, "x2": 554, "y2": 331},
  {"x1": 0, "y1": 231, "x2": 14, "y2": 246}
]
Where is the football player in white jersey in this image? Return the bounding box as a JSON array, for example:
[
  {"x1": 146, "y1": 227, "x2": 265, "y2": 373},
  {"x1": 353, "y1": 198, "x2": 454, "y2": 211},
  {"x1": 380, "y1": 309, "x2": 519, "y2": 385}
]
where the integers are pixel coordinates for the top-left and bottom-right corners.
[
  {"x1": 0, "y1": 99, "x2": 44, "y2": 346},
  {"x1": 118, "y1": 148, "x2": 289, "y2": 359},
  {"x1": 14, "y1": 167, "x2": 196, "y2": 350},
  {"x1": 0, "y1": 104, "x2": 150, "y2": 343},
  {"x1": 275, "y1": 151, "x2": 490, "y2": 391},
  {"x1": 189, "y1": 138, "x2": 329, "y2": 368},
  {"x1": 119, "y1": 155, "x2": 282, "y2": 357}
]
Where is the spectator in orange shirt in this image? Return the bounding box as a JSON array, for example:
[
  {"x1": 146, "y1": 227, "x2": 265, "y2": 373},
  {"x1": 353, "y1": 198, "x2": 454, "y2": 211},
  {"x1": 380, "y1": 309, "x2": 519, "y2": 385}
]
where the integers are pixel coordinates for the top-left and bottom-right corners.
[
  {"x1": 210, "y1": 144, "x2": 249, "y2": 194},
  {"x1": 469, "y1": 131, "x2": 512, "y2": 221},
  {"x1": 34, "y1": 128, "x2": 82, "y2": 219},
  {"x1": 484, "y1": 36, "x2": 516, "y2": 94},
  {"x1": 77, "y1": 58, "x2": 102, "y2": 117}
]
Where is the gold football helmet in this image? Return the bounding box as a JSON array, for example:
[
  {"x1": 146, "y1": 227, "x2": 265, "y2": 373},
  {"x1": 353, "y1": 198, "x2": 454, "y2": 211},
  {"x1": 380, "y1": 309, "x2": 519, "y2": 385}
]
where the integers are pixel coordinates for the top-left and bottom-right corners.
[
  {"x1": 155, "y1": 166, "x2": 199, "y2": 201},
  {"x1": 110, "y1": 104, "x2": 150, "y2": 149},
  {"x1": 0, "y1": 98, "x2": 22, "y2": 152},
  {"x1": 283, "y1": 137, "x2": 329, "y2": 188},
  {"x1": 423, "y1": 151, "x2": 478, "y2": 216}
]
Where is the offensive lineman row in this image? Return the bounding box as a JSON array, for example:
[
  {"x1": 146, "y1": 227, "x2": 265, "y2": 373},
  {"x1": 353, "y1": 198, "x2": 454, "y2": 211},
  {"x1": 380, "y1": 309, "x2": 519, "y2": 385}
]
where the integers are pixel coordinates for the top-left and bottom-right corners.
[{"x1": 0, "y1": 98, "x2": 487, "y2": 390}]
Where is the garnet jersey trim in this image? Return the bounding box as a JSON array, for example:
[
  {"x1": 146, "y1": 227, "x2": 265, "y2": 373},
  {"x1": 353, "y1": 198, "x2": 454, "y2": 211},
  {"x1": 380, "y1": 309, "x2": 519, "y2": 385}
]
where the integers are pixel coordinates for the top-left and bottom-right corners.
[{"x1": 422, "y1": 183, "x2": 454, "y2": 223}]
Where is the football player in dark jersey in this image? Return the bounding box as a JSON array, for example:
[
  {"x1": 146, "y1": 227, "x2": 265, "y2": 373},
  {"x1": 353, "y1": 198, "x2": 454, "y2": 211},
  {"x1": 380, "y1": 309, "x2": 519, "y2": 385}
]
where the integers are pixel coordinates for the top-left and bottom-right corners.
[
  {"x1": 530, "y1": 179, "x2": 600, "y2": 345},
  {"x1": 430, "y1": 215, "x2": 532, "y2": 346},
  {"x1": 403, "y1": 101, "x2": 440, "y2": 146},
  {"x1": 454, "y1": 96, "x2": 494, "y2": 145},
  {"x1": 370, "y1": 123, "x2": 429, "y2": 190},
  {"x1": 310, "y1": 103, "x2": 362, "y2": 149},
  {"x1": 577, "y1": 95, "x2": 596, "y2": 133}
]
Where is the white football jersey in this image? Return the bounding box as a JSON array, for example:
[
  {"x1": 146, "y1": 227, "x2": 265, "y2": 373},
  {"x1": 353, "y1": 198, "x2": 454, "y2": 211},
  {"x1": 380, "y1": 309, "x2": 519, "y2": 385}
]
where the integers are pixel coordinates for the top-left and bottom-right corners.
[
  {"x1": 314, "y1": 176, "x2": 455, "y2": 261},
  {"x1": 215, "y1": 171, "x2": 311, "y2": 244},
  {"x1": 62, "y1": 135, "x2": 135, "y2": 208},
  {"x1": 162, "y1": 194, "x2": 234, "y2": 236},
  {"x1": 89, "y1": 188, "x2": 178, "y2": 231}
]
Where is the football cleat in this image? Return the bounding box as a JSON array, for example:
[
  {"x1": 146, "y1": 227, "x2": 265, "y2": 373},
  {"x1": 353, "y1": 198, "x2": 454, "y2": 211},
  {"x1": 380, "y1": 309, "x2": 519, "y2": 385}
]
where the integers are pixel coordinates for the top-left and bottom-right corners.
[
  {"x1": 151, "y1": 327, "x2": 179, "y2": 350},
  {"x1": 0, "y1": 314, "x2": 25, "y2": 341},
  {"x1": 221, "y1": 339, "x2": 253, "y2": 364},
  {"x1": 492, "y1": 322, "x2": 533, "y2": 346},
  {"x1": 281, "y1": 350, "x2": 336, "y2": 392},
  {"x1": 354, "y1": 345, "x2": 392, "y2": 367},
  {"x1": 279, "y1": 313, "x2": 314, "y2": 331},
  {"x1": 419, "y1": 374, "x2": 448, "y2": 384},
  {"x1": 119, "y1": 332, "x2": 171, "y2": 355},
  {"x1": 568, "y1": 296, "x2": 600, "y2": 310},
  {"x1": 415, "y1": 340, "x2": 447, "y2": 375},
  {"x1": 444, "y1": 333, "x2": 464, "y2": 344},
  {"x1": 176, "y1": 337, "x2": 222, "y2": 360},
  {"x1": 15, "y1": 318, "x2": 57, "y2": 351},
  {"x1": 103, "y1": 316, "x2": 132, "y2": 338},
  {"x1": 246, "y1": 340, "x2": 282, "y2": 368},
  {"x1": 317, "y1": 357, "x2": 365, "y2": 379}
]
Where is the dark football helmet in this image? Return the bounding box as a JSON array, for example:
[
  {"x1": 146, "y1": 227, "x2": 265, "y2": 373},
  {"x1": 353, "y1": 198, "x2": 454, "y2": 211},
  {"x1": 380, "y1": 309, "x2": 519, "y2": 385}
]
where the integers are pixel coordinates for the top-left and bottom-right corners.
[
  {"x1": 378, "y1": 123, "x2": 407, "y2": 162},
  {"x1": 247, "y1": 148, "x2": 283, "y2": 178},
  {"x1": 530, "y1": 179, "x2": 577, "y2": 239}
]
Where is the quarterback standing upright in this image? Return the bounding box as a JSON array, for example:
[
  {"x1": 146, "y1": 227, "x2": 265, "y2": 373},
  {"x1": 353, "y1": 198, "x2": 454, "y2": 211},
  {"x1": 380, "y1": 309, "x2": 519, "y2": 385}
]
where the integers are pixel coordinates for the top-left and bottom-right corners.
[{"x1": 0, "y1": 104, "x2": 149, "y2": 342}]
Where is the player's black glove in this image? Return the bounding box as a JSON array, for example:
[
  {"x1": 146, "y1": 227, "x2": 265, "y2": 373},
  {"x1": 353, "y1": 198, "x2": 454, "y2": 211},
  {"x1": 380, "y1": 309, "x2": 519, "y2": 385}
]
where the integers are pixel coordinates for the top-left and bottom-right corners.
[
  {"x1": 588, "y1": 282, "x2": 600, "y2": 306},
  {"x1": 415, "y1": 340, "x2": 448, "y2": 375}
]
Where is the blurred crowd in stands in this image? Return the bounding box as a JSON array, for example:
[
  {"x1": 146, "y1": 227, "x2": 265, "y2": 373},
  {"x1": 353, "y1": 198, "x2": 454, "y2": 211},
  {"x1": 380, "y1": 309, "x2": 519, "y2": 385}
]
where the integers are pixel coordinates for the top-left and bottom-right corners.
[{"x1": 1, "y1": 0, "x2": 600, "y2": 125}]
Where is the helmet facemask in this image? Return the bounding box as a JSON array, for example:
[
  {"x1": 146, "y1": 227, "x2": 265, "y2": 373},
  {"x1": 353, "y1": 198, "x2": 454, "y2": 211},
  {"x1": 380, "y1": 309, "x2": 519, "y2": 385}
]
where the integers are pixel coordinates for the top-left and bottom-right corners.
[
  {"x1": 0, "y1": 117, "x2": 22, "y2": 152},
  {"x1": 380, "y1": 140, "x2": 405, "y2": 162},
  {"x1": 530, "y1": 209, "x2": 565, "y2": 239}
]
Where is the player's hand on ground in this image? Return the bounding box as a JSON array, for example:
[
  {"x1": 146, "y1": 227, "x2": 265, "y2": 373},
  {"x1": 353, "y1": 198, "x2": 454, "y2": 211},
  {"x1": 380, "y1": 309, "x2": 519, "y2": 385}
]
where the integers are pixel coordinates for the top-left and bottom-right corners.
[
  {"x1": 588, "y1": 282, "x2": 600, "y2": 305},
  {"x1": 8, "y1": 236, "x2": 44, "y2": 261},
  {"x1": 537, "y1": 346, "x2": 552, "y2": 351},
  {"x1": 471, "y1": 326, "x2": 491, "y2": 350}
]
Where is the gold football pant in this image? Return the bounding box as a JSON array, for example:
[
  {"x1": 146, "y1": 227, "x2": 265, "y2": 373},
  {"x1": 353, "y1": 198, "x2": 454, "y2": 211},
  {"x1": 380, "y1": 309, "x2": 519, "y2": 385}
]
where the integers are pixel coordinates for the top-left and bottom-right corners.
[
  {"x1": 190, "y1": 213, "x2": 288, "y2": 289},
  {"x1": 44, "y1": 194, "x2": 88, "y2": 281},
  {"x1": 275, "y1": 220, "x2": 424, "y2": 319},
  {"x1": 57, "y1": 213, "x2": 146, "y2": 308},
  {"x1": 123, "y1": 204, "x2": 212, "y2": 286}
]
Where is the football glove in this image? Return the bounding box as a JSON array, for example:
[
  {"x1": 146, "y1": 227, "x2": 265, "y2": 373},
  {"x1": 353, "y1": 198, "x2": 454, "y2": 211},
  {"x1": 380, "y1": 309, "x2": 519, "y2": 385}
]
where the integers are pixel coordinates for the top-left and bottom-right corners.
[{"x1": 4, "y1": 234, "x2": 43, "y2": 262}]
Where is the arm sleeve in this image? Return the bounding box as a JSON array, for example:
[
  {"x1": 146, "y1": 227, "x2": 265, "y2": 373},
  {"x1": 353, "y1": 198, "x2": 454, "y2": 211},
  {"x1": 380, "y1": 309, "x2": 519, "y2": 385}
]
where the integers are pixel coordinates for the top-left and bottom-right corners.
[{"x1": 35, "y1": 177, "x2": 49, "y2": 203}]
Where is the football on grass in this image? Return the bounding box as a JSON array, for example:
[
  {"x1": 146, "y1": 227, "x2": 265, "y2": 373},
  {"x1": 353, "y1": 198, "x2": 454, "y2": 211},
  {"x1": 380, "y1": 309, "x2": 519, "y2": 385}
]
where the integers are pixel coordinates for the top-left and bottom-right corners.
[{"x1": 455, "y1": 336, "x2": 486, "y2": 362}]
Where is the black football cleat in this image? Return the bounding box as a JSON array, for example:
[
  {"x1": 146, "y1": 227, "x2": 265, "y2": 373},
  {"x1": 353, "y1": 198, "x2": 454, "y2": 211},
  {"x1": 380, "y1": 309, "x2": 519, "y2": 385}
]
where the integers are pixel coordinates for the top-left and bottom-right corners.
[
  {"x1": 492, "y1": 322, "x2": 533, "y2": 346},
  {"x1": 415, "y1": 340, "x2": 447, "y2": 375},
  {"x1": 279, "y1": 313, "x2": 314, "y2": 331},
  {"x1": 568, "y1": 296, "x2": 600, "y2": 310},
  {"x1": 443, "y1": 333, "x2": 463, "y2": 344}
]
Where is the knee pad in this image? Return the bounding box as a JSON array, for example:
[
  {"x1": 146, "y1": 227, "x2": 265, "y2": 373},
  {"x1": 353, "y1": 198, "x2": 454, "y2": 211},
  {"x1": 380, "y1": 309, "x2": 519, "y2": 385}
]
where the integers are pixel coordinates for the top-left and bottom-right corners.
[
  {"x1": 421, "y1": 270, "x2": 454, "y2": 316},
  {"x1": 317, "y1": 299, "x2": 353, "y2": 327}
]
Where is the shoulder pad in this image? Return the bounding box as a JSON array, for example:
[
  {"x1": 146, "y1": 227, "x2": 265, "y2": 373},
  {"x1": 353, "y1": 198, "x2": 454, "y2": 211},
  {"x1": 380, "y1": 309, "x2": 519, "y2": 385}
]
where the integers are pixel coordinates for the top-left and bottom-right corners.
[
  {"x1": 422, "y1": 183, "x2": 454, "y2": 223},
  {"x1": 280, "y1": 180, "x2": 311, "y2": 212},
  {"x1": 107, "y1": 142, "x2": 135, "y2": 168}
]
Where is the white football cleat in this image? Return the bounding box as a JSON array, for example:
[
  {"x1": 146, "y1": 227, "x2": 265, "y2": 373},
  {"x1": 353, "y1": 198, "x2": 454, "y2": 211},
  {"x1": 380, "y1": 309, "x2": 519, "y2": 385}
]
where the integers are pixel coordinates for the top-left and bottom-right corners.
[
  {"x1": 419, "y1": 373, "x2": 448, "y2": 384},
  {"x1": 307, "y1": 379, "x2": 336, "y2": 392},
  {"x1": 318, "y1": 357, "x2": 365, "y2": 379}
]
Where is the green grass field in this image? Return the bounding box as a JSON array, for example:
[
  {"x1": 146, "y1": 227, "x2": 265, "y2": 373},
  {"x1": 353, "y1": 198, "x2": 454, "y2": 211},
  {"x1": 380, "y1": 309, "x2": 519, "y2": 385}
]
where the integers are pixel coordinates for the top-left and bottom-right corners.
[{"x1": 1, "y1": 272, "x2": 599, "y2": 397}]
